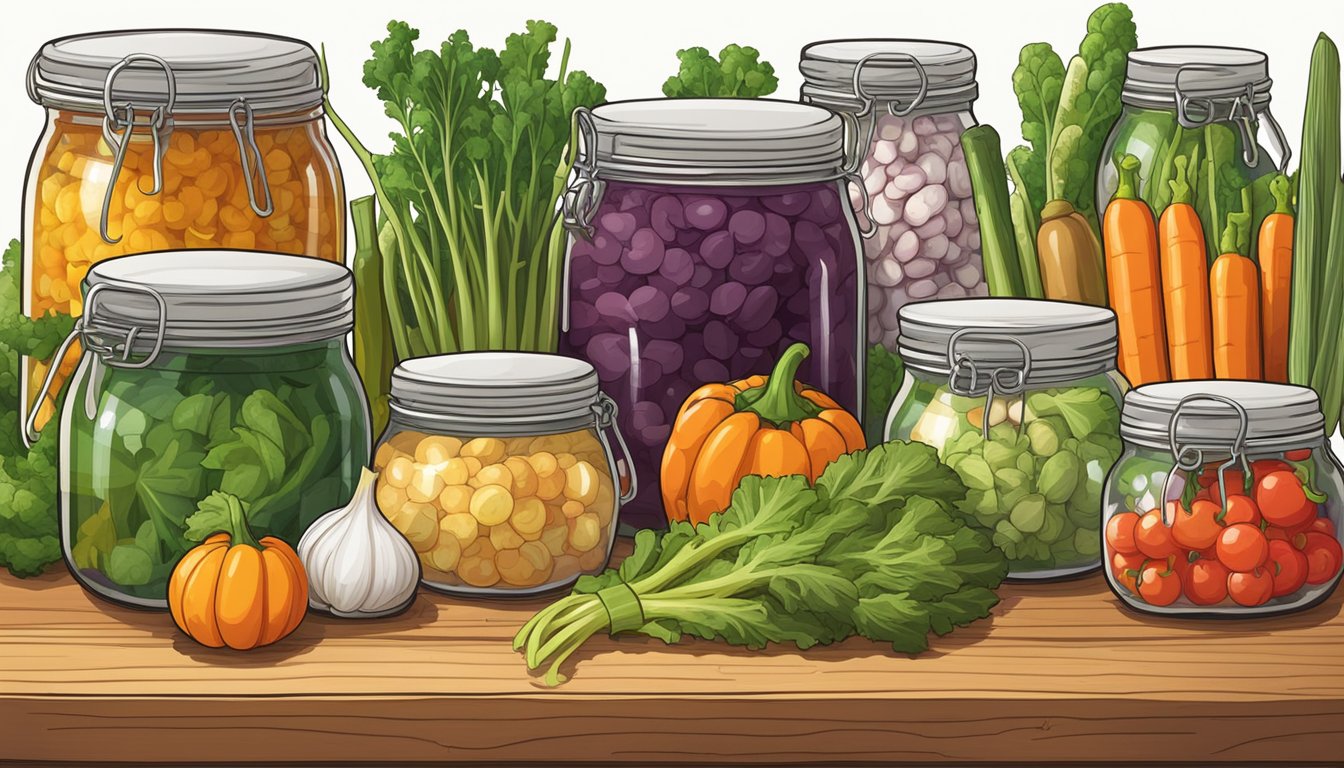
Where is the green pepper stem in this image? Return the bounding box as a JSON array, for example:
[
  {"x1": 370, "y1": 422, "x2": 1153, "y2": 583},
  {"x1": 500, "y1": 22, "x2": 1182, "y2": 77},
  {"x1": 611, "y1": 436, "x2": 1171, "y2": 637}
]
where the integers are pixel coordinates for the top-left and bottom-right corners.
[
  {"x1": 226, "y1": 495, "x2": 262, "y2": 550},
  {"x1": 1114, "y1": 154, "x2": 1142, "y2": 201},
  {"x1": 740, "y1": 343, "x2": 822, "y2": 427}
]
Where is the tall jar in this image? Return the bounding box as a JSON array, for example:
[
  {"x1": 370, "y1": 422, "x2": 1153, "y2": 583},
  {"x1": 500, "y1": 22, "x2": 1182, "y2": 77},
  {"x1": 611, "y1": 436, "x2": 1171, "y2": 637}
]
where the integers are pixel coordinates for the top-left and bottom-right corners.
[
  {"x1": 1104, "y1": 381, "x2": 1343, "y2": 617},
  {"x1": 558, "y1": 99, "x2": 864, "y2": 530},
  {"x1": 372, "y1": 353, "x2": 635, "y2": 595},
  {"x1": 801, "y1": 40, "x2": 987, "y2": 443},
  {"x1": 23, "y1": 29, "x2": 345, "y2": 432},
  {"x1": 886, "y1": 299, "x2": 1127, "y2": 580},
  {"x1": 1097, "y1": 47, "x2": 1290, "y2": 261},
  {"x1": 39, "y1": 252, "x2": 371, "y2": 609}
]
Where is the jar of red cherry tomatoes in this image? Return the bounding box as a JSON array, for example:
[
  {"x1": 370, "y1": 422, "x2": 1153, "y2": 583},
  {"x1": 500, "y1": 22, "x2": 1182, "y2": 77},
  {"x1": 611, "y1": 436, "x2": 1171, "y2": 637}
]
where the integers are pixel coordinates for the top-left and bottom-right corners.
[{"x1": 1103, "y1": 381, "x2": 1343, "y2": 616}]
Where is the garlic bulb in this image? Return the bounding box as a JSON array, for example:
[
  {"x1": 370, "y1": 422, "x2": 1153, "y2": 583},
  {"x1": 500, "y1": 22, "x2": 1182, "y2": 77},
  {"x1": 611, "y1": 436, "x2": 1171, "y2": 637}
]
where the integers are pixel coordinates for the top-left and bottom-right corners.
[{"x1": 298, "y1": 467, "x2": 419, "y2": 618}]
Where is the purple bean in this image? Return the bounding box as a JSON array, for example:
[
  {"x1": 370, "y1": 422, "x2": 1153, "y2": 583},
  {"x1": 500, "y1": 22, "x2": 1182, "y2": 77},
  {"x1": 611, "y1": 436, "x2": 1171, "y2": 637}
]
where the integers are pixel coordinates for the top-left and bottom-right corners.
[
  {"x1": 631, "y1": 401, "x2": 665, "y2": 430},
  {"x1": 676, "y1": 229, "x2": 702, "y2": 247},
  {"x1": 710, "y1": 282, "x2": 747, "y2": 316},
  {"x1": 569, "y1": 300, "x2": 599, "y2": 330},
  {"x1": 629, "y1": 285, "x2": 671, "y2": 323},
  {"x1": 691, "y1": 264, "x2": 714, "y2": 289},
  {"x1": 684, "y1": 197, "x2": 728, "y2": 230},
  {"x1": 644, "y1": 339, "x2": 684, "y2": 372},
  {"x1": 699, "y1": 230, "x2": 735, "y2": 270},
  {"x1": 650, "y1": 195, "x2": 686, "y2": 241},
  {"x1": 794, "y1": 220, "x2": 826, "y2": 252},
  {"x1": 671, "y1": 287, "x2": 710, "y2": 320},
  {"x1": 762, "y1": 192, "x2": 810, "y2": 216},
  {"x1": 729, "y1": 210, "x2": 766, "y2": 245},
  {"x1": 703, "y1": 320, "x2": 740, "y2": 359},
  {"x1": 587, "y1": 232, "x2": 623, "y2": 266},
  {"x1": 622, "y1": 228, "x2": 666, "y2": 275},
  {"x1": 634, "y1": 357, "x2": 665, "y2": 389},
  {"x1": 745, "y1": 318, "x2": 783, "y2": 347},
  {"x1": 729, "y1": 249, "x2": 774, "y2": 285},
  {"x1": 660, "y1": 247, "x2": 695, "y2": 285},
  {"x1": 802, "y1": 187, "x2": 842, "y2": 224},
  {"x1": 737, "y1": 285, "x2": 778, "y2": 331},
  {"x1": 644, "y1": 312, "x2": 687, "y2": 340},
  {"x1": 692, "y1": 358, "x2": 730, "y2": 383},
  {"x1": 595, "y1": 291, "x2": 635, "y2": 323},
  {"x1": 601, "y1": 211, "x2": 638, "y2": 243},
  {"x1": 586, "y1": 333, "x2": 631, "y2": 382},
  {"x1": 761, "y1": 212, "x2": 792, "y2": 257}
]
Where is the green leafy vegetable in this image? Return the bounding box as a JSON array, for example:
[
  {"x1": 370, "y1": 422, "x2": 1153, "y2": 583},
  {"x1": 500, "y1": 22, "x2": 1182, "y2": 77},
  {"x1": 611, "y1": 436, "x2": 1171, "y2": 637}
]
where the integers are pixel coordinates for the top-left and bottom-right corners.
[
  {"x1": 0, "y1": 239, "x2": 75, "y2": 576},
  {"x1": 864, "y1": 344, "x2": 905, "y2": 445},
  {"x1": 326, "y1": 20, "x2": 607, "y2": 357},
  {"x1": 514, "y1": 442, "x2": 1006, "y2": 686},
  {"x1": 662, "y1": 45, "x2": 778, "y2": 98}
]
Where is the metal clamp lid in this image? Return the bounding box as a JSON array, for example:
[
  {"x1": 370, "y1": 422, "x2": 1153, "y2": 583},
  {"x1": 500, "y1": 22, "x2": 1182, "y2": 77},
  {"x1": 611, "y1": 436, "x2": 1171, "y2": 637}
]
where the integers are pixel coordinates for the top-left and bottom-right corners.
[
  {"x1": 946, "y1": 329, "x2": 1033, "y2": 439},
  {"x1": 1174, "y1": 67, "x2": 1291, "y2": 170},
  {"x1": 1157, "y1": 394, "x2": 1250, "y2": 521},
  {"x1": 24, "y1": 281, "x2": 168, "y2": 446},
  {"x1": 593, "y1": 394, "x2": 637, "y2": 505}
]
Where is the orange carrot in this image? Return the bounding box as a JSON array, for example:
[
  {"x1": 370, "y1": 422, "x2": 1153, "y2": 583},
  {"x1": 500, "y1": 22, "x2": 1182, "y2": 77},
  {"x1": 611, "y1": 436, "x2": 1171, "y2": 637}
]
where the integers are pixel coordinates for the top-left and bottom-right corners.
[
  {"x1": 1104, "y1": 154, "x2": 1169, "y2": 386},
  {"x1": 1159, "y1": 153, "x2": 1214, "y2": 380},
  {"x1": 1258, "y1": 174, "x2": 1294, "y2": 383},
  {"x1": 1211, "y1": 189, "x2": 1263, "y2": 380}
]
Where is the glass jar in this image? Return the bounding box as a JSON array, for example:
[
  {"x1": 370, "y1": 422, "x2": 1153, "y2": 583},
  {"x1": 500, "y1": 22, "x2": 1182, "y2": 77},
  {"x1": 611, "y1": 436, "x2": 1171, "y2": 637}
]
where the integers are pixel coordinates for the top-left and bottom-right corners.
[
  {"x1": 886, "y1": 299, "x2": 1127, "y2": 580},
  {"x1": 372, "y1": 353, "x2": 635, "y2": 595},
  {"x1": 1104, "y1": 381, "x2": 1343, "y2": 617},
  {"x1": 558, "y1": 99, "x2": 864, "y2": 530},
  {"x1": 23, "y1": 29, "x2": 345, "y2": 433},
  {"x1": 801, "y1": 40, "x2": 986, "y2": 443},
  {"x1": 1097, "y1": 47, "x2": 1290, "y2": 263},
  {"x1": 37, "y1": 251, "x2": 371, "y2": 609}
]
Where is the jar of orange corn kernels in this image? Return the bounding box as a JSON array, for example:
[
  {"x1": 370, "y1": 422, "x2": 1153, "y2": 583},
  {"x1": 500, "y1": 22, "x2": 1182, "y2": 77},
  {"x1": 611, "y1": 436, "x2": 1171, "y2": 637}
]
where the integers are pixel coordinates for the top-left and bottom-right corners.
[{"x1": 22, "y1": 29, "x2": 344, "y2": 434}]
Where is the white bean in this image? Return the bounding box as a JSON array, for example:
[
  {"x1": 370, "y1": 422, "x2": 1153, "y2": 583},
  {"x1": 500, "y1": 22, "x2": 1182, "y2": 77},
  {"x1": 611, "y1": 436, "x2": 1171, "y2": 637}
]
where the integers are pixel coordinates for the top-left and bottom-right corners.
[
  {"x1": 897, "y1": 131, "x2": 919, "y2": 159},
  {"x1": 882, "y1": 179, "x2": 909, "y2": 201},
  {"x1": 916, "y1": 152, "x2": 947, "y2": 184},
  {"x1": 923, "y1": 233, "x2": 949, "y2": 260},
  {"x1": 877, "y1": 116, "x2": 904, "y2": 141},
  {"x1": 872, "y1": 140, "x2": 898, "y2": 165},
  {"x1": 912, "y1": 116, "x2": 937, "y2": 136},
  {"x1": 905, "y1": 258, "x2": 936, "y2": 279},
  {"x1": 878, "y1": 295, "x2": 902, "y2": 327},
  {"x1": 934, "y1": 114, "x2": 965, "y2": 133},
  {"x1": 870, "y1": 194, "x2": 903, "y2": 226},
  {"x1": 893, "y1": 229, "x2": 920, "y2": 262},
  {"x1": 937, "y1": 282, "x2": 969, "y2": 298},
  {"x1": 944, "y1": 205, "x2": 964, "y2": 238},
  {"x1": 907, "y1": 279, "x2": 938, "y2": 299},
  {"x1": 944, "y1": 242, "x2": 964, "y2": 266},
  {"x1": 914, "y1": 215, "x2": 946, "y2": 239},
  {"x1": 947, "y1": 159, "x2": 973, "y2": 198},
  {"x1": 874, "y1": 257, "x2": 904, "y2": 287},
  {"x1": 864, "y1": 167, "x2": 887, "y2": 196},
  {"x1": 955, "y1": 263, "x2": 982, "y2": 288},
  {"x1": 925, "y1": 134, "x2": 955, "y2": 160},
  {"x1": 904, "y1": 186, "x2": 948, "y2": 227}
]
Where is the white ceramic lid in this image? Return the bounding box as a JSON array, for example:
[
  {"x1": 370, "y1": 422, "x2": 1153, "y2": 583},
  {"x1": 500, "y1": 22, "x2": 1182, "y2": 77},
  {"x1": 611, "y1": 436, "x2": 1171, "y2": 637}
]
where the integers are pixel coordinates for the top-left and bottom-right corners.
[
  {"x1": 1121, "y1": 380, "x2": 1324, "y2": 453},
  {"x1": 390, "y1": 353, "x2": 604, "y2": 432},
  {"x1": 1122, "y1": 46, "x2": 1272, "y2": 109},
  {"x1": 799, "y1": 39, "x2": 978, "y2": 110},
  {"x1": 583, "y1": 99, "x2": 847, "y2": 184},
  {"x1": 29, "y1": 29, "x2": 323, "y2": 114},
  {"x1": 898, "y1": 298, "x2": 1118, "y2": 387},
  {"x1": 83, "y1": 250, "x2": 352, "y2": 347}
]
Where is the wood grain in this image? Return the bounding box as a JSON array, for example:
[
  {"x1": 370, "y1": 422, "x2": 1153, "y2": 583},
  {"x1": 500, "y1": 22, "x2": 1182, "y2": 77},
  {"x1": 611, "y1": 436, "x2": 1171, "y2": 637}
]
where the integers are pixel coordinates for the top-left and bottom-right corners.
[{"x1": 2, "y1": 545, "x2": 1343, "y2": 764}]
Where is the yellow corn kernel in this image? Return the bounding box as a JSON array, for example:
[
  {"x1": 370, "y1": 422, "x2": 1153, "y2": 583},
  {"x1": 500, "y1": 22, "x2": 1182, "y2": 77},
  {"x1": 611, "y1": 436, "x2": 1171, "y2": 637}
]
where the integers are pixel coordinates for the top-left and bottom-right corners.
[
  {"x1": 436, "y1": 457, "x2": 470, "y2": 486},
  {"x1": 578, "y1": 544, "x2": 608, "y2": 572},
  {"x1": 504, "y1": 456, "x2": 538, "y2": 497},
  {"x1": 561, "y1": 500, "x2": 586, "y2": 520},
  {"x1": 373, "y1": 442, "x2": 399, "y2": 470},
  {"x1": 557, "y1": 453, "x2": 577, "y2": 470},
  {"x1": 461, "y1": 437, "x2": 506, "y2": 465},
  {"x1": 462, "y1": 456, "x2": 483, "y2": 476},
  {"x1": 457, "y1": 539, "x2": 500, "y2": 588},
  {"x1": 472, "y1": 463, "x2": 513, "y2": 491},
  {"x1": 439, "y1": 512, "x2": 479, "y2": 547},
  {"x1": 415, "y1": 435, "x2": 462, "y2": 464},
  {"x1": 508, "y1": 496, "x2": 544, "y2": 535},
  {"x1": 568, "y1": 512, "x2": 601, "y2": 552},
  {"x1": 526, "y1": 451, "x2": 559, "y2": 477},
  {"x1": 540, "y1": 523, "x2": 569, "y2": 558},
  {"x1": 406, "y1": 463, "x2": 446, "y2": 504},
  {"x1": 489, "y1": 523, "x2": 525, "y2": 552},
  {"x1": 496, "y1": 541, "x2": 554, "y2": 588},
  {"x1": 564, "y1": 461, "x2": 601, "y2": 506},
  {"x1": 392, "y1": 502, "x2": 438, "y2": 552},
  {"x1": 383, "y1": 456, "x2": 414, "y2": 488},
  {"x1": 469, "y1": 484, "x2": 513, "y2": 526},
  {"x1": 426, "y1": 533, "x2": 462, "y2": 574},
  {"x1": 222, "y1": 230, "x2": 256, "y2": 250},
  {"x1": 437, "y1": 484, "x2": 473, "y2": 515}
]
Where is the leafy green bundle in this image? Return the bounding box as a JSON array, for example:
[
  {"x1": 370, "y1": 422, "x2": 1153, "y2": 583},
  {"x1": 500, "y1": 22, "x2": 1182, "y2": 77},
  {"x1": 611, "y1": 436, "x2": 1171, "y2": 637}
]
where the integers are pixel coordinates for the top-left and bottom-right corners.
[
  {"x1": 327, "y1": 20, "x2": 606, "y2": 357},
  {"x1": 515, "y1": 442, "x2": 1007, "y2": 685},
  {"x1": 662, "y1": 45, "x2": 779, "y2": 98},
  {"x1": 0, "y1": 239, "x2": 74, "y2": 576}
]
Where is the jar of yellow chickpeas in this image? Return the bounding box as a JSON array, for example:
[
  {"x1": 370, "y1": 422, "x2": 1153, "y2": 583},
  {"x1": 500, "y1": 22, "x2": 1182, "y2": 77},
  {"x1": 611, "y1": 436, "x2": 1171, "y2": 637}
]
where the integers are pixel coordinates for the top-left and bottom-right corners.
[
  {"x1": 22, "y1": 29, "x2": 344, "y2": 435},
  {"x1": 374, "y1": 353, "x2": 637, "y2": 596}
]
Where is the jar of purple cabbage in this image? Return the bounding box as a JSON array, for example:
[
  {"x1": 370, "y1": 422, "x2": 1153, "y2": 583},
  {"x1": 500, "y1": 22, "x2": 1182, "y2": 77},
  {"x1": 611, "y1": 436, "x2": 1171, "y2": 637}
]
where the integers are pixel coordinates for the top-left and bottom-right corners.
[
  {"x1": 801, "y1": 40, "x2": 988, "y2": 442},
  {"x1": 559, "y1": 99, "x2": 865, "y2": 531}
]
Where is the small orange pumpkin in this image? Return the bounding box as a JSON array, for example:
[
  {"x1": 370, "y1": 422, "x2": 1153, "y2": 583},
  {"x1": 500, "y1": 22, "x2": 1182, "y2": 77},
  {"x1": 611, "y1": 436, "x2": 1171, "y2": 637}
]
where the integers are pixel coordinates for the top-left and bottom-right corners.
[
  {"x1": 660, "y1": 342, "x2": 865, "y2": 524},
  {"x1": 168, "y1": 495, "x2": 308, "y2": 650}
]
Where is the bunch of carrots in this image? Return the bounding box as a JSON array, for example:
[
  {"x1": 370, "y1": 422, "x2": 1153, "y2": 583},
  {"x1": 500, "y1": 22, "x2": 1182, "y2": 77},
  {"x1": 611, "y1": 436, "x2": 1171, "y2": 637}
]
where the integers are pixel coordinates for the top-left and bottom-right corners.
[{"x1": 1102, "y1": 154, "x2": 1294, "y2": 387}]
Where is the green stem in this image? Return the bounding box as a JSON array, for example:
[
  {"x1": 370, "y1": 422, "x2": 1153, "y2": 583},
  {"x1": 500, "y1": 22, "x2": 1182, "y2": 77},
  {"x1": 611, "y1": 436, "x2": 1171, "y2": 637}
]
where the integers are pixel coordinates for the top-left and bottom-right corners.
[
  {"x1": 1269, "y1": 174, "x2": 1294, "y2": 215},
  {"x1": 1169, "y1": 154, "x2": 1193, "y2": 206},
  {"x1": 1114, "y1": 154, "x2": 1141, "y2": 201},
  {"x1": 737, "y1": 344, "x2": 823, "y2": 427},
  {"x1": 225, "y1": 496, "x2": 261, "y2": 550}
]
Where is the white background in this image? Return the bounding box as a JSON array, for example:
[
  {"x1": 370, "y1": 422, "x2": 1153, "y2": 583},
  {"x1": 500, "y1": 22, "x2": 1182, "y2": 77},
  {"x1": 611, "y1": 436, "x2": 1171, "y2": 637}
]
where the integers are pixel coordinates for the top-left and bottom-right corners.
[{"x1": 3, "y1": 0, "x2": 1342, "y2": 446}]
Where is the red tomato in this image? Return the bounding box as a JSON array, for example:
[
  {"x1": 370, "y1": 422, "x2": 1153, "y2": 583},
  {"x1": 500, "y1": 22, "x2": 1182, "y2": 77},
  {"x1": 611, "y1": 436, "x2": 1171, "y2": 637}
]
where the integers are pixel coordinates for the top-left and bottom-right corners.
[
  {"x1": 1284, "y1": 449, "x2": 1313, "y2": 462},
  {"x1": 1105, "y1": 511, "x2": 1142, "y2": 556},
  {"x1": 1264, "y1": 526, "x2": 1308, "y2": 549},
  {"x1": 1267, "y1": 540, "x2": 1309, "y2": 597},
  {"x1": 1138, "y1": 562, "x2": 1182, "y2": 606},
  {"x1": 1256, "y1": 470, "x2": 1316, "y2": 528},
  {"x1": 1306, "y1": 517, "x2": 1336, "y2": 538},
  {"x1": 1303, "y1": 533, "x2": 1344, "y2": 585},
  {"x1": 1227, "y1": 568, "x2": 1275, "y2": 607},
  {"x1": 1111, "y1": 551, "x2": 1145, "y2": 594},
  {"x1": 1220, "y1": 494, "x2": 1262, "y2": 527},
  {"x1": 1136, "y1": 507, "x2": 1179, "y2": 559},
  {"x1": 1217, "y1": 524, "x2": 1270, "y2": 572},
  {"x1": 1183, "y1": 558, "x2": 1230, "y2": 606},
  {"x1": 1252, "y1": 459, "x2": 1293, "y2": 481},
  {"x1": 1172, "y1": 499, "x2": 1222, "y2": 551}
]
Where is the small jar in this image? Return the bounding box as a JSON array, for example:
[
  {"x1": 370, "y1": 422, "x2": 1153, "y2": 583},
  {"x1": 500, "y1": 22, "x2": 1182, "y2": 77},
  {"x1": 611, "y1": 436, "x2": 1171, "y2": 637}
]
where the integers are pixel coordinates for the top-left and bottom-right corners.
[
  {"x1": 558, "y1": 99, "x2": 864, "y2": 530},
  {"x1": 1097, "y1": 46, "x2": 1290, "y2": 260},
  {"x1": 886, "y1": 299, "x2": 1126, "y2": 580},
  {"x1": 23, "y1": 29, "x2": 345, "y2": 432},
  {"x1": 800, "y1": 40, "x2": 986, "y2": 442},
  {"x1": 42, "y1": 251, "x2": 371, "y2": 609},
  {"x1": 373, "y1": 353, "x2": 636, "y2": 596},
  {"x1": 1104, "y1": 381, "x2": 1343, "y2": 617}
]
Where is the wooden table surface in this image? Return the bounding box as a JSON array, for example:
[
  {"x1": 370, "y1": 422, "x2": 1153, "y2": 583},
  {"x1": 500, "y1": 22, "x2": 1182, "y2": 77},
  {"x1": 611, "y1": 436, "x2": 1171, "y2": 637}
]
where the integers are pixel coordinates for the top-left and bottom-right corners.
[{"x1": 2, "y1": 548, "x2": 1343, "y2": 766}]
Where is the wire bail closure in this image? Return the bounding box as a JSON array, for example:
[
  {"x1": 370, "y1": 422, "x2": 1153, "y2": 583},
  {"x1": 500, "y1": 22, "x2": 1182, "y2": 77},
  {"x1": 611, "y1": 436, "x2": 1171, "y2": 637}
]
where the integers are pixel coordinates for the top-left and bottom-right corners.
[
  {"x1": 1158, "y1": 394, "x2": 1251, "y2": 522},
  {"x1": 945, "y1": 329, "x2": 1033, "y2": 439},
  {"x1": 562, "y1": 107, "x2": 606, "y2": 238},
  {"x1": 99, "y1": 54, "x2": 176, "y2": 245},
  {"x1": 1173, "y1": 65, "x2": 1291, "y2": 172},
  {"x1": 228, "y1": 98, "x2": 275, "y2": 217},
  {"x1": 592, "y1": 393, "x2": 637, "y2": 504},
  {"x1": 24, "y1": 281, "x2": 169, "y2": 447}
]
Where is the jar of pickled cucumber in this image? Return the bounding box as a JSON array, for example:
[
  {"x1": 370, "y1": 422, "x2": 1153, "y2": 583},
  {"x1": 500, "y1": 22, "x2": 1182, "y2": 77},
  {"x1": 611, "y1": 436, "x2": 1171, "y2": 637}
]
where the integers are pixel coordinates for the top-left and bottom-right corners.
[
  {"x1": 373, "y1": 353, "x2": 636, "y2": 596},
  {"x1": 23, "y1": 29, "x2": 345, "y2": 433}
]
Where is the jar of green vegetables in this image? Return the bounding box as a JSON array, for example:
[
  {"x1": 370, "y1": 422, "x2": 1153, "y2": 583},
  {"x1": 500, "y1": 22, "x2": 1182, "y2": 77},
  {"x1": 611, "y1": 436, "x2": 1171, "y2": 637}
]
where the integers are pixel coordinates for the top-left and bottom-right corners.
[
  {"x1": 885, "y1": 298, "x2": 1127, "y2": 580},
  {"x1": 1097, "y1": 46, "x2": 1290, "y2": 261},
  {"x1": 34, "y1": 251, "x2": 371, "y2": 609}
]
